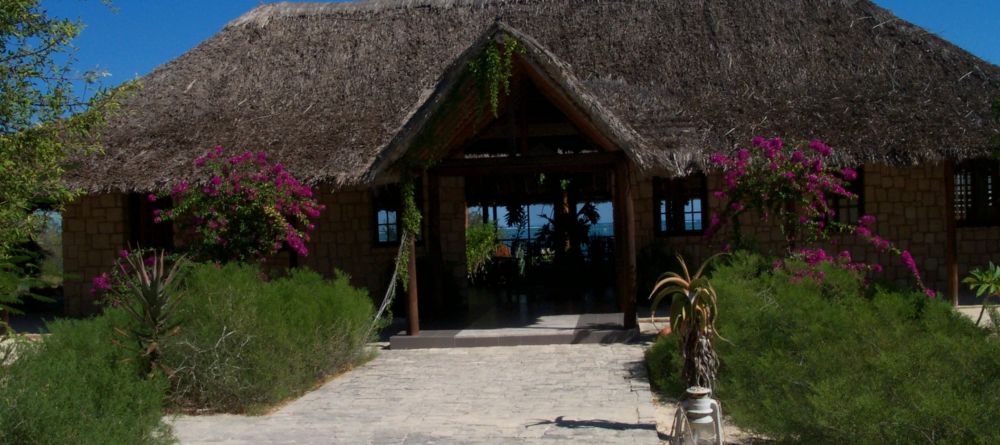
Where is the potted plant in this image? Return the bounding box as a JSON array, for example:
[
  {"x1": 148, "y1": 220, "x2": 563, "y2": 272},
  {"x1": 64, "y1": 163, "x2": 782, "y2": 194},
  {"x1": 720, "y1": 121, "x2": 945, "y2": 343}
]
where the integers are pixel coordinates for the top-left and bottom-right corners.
[
  {"x1": 651, "y1": 253, "x2": 726, "y2": 444},
  {"x1": 963, "y1": 262, "x2": 1000, "y2": 326}
]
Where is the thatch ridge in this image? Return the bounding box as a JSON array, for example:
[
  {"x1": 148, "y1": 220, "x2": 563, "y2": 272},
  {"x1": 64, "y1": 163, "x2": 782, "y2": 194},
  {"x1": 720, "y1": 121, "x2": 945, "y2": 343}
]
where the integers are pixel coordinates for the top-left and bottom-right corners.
[{"x1": 66, "y1": 0, "x2": 1000, "y2": 192}]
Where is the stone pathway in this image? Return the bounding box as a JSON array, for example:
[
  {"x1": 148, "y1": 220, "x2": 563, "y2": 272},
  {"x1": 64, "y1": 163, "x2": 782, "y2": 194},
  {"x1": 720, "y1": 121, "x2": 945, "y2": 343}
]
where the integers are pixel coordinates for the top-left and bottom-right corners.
[{"x1": 170, "y1": 344, "x2": 660, "y2": 444}]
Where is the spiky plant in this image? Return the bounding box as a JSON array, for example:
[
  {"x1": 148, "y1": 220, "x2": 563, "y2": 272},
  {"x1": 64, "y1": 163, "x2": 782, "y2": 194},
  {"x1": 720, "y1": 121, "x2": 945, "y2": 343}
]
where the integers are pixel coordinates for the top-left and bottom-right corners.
[
  {"x1": 650, "y1": 253, "x2": 725, "y2": 389},
  {"x1": 114, "y1": 250, "x2": 186, "y2": 378}
]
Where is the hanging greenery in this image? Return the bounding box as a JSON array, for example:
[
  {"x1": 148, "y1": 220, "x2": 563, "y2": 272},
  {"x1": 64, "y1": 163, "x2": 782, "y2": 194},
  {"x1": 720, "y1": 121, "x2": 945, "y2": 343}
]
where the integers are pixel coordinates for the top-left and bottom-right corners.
[
  {"x1": 468, "y1": 36, "x2": 524, "y2": 117},
  {"x1": 395, "y1": 177, "x2": 422, "y2": 290},
  {"x1": 390, "y1": 35, "x2": 523, "y2": 292}
]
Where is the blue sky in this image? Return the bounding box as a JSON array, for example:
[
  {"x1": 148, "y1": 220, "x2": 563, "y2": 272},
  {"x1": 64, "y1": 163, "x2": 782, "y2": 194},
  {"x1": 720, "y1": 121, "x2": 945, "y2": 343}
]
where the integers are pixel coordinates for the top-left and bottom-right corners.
[{"x1": 41, "y1": 0, "x2": 1000, "y2": 92}]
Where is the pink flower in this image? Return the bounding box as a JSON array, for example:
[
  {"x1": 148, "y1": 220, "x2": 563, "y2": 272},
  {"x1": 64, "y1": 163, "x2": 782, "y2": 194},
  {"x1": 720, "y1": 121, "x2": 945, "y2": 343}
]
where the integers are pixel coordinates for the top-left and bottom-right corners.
[
  {"x1": 924, "y1": 288, "x2": 937, "y2": 298},
  {"x1": 858, "y1": 215, "x2": 876, "y2": 227},
  {"x1": 119, "y1": 249, "x2": 129, "y2": 258},
  {"x1": 808, "y1": 139, "x2": 832, "y2": 157},
  {"x1": 709, "y1": 153, "x2": 729, "y2": 166},
  {"x1": 870, "y1": 264, "x2": 883, "y2": 273},
  {"x1": 713, "y1": 191, "x2": 727, "y2": 199},
  {"x1": 751, "y1": 136, "x2": 766, "y2": 148},
  {"x1": 91, "y1": 273, "x2": 111, "y2": 294},
  {"x1": 195, "y1": 156, "x2": 206, "y2": 167},
  {"x1": 901, "y1": 250, "x2": 919, "y2": 276},
  {"x1": 731, "y1": 202, "x2": 745, "y2": 212},
  {"x1": 841, "y1": 168, "x2": 858, "y2": 181},
  {"x1": 855, "y1": 226, "x2": 871, "y2": 237},
  {"x1": 147, "y1": 193, "x2": 157, "y2": 202},
  {"x1": 737, "y1": 149, "x2": 750, "y2": 162},
  {"x1": 172, "y1": 181, "x2": 189, "y2": 195}
]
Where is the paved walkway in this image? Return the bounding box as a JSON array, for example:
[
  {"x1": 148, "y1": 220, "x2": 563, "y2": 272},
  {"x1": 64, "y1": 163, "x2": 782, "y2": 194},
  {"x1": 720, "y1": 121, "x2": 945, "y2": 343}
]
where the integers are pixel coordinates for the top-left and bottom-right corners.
[{"x1": 170, "y1": 344, "x2": 660, "y2": 444}]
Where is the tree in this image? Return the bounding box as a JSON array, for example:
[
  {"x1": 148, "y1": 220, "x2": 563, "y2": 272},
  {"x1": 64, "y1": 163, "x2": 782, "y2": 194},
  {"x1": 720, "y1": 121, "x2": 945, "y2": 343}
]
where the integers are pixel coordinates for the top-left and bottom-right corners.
[{"x1": 0, "y1": 0, "x2": 129, "y2": 319}]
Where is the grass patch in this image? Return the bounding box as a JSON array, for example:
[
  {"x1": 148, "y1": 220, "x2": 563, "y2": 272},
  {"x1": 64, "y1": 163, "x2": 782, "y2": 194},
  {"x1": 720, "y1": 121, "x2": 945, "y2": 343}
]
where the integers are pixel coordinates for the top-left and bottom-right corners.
[{"x1": 647, "y1": 252, "x2": 1000, "y2": 444}]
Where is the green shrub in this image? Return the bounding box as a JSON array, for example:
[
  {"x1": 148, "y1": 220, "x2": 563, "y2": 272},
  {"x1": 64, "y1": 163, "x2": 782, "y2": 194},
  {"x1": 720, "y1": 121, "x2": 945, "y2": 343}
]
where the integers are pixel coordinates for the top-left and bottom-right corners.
[
  {"x1": 0, "y1": 311, "x2": 171, "y2": 445},
  {"x1": 161, "y1": 263, "x2": 374, "y2": 413},
  {"x1": 647, "y1": 252, "x2": 1000, "y2": 445}
]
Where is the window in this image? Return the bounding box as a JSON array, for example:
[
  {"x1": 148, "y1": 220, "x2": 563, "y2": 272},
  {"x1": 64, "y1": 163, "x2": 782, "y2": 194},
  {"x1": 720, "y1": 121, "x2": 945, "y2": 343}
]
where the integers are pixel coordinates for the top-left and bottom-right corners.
[
  {"x1": 654, "y1": 173, "x2": 707, "y2": 235},
  {"x1": 127, "y1": 193, "x2": 173, "y2": 250},
  {"x1": 955, "y1": 160, "x2": 1000, "y2": 227},
  {"x1": 831, "y1": 167, "x2": 864, "y2": 224},
  {"x1": 371, "y1": 183, "x2": 422, "y2": 245}
]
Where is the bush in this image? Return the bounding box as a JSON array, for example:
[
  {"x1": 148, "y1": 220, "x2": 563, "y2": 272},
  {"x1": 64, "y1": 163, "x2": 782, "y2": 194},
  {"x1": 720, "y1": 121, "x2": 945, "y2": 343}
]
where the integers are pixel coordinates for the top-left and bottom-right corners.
[
  {"x1": 647, "y1": 253, "x2": 1000, "y2": 445},
  {"x1": 0, "y1": 311, "x2": 171, "y2": 445},
  {"x1": 161, "y1": 263, "x2": 374, "y2": 413}
]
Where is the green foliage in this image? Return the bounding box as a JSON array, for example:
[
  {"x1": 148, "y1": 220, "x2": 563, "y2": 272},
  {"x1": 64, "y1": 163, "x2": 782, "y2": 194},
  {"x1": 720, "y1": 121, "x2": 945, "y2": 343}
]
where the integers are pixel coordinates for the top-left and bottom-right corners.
[
  {"x1": 0, "y1": 0, "x2": 130, "y2": 262},
  {"x1": 468, "y1": 36, "x2": 523, "y2": 117},
  {"x1": 395, "y1": 178, "x2": 422, "y2": 289},
  {"x1": 465, "y1": 211, "x2": 500, "y2": 282},
  {"x1": 647, "y1": 253, "x2": 1000, "y2": 444},
  {"x1": 161, "y1": 263, "x2": 374, "y2": 413},
  {"x1": 963, "y1": 262, "x2": 1000, "y2": 326},
  {"x1": 0, "y1": 311, "x2": 172, "y2": 444},
  {"x1": 649, "y1": 253, "x2": 725, "y2": 388}
]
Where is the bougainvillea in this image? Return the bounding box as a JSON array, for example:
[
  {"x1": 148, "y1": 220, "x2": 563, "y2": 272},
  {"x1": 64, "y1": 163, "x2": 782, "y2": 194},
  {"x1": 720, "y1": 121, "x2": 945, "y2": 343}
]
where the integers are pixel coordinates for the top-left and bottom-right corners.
[
  {"x1": 708, "y1": 136, "x2": 935, "y2": 297},
  {"x1": 156, "y1": 146, "x2": 324, "y2": 263}
]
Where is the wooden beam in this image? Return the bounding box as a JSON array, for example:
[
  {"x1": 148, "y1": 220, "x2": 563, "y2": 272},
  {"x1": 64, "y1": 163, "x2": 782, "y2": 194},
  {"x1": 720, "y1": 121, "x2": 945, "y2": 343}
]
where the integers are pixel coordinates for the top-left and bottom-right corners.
[
  {"x1": 614, "y1": 161, "x2": 638, "y2": 329},
  {"x1": 516, "y1": 58, "x2": 620, "y2": 153},
  {"x1": 427, "y1": 173, "x2": 444, "y2": 313},
  {"x1": 944, "y1": 160, "x2": 959, "y2": 306},
  {"x1": 407, "y1": 237, "x2": 420, "y2": 336},
  {"x1": 477, "y1": 122, "x2": 579, "y2": 139},
  {"x1": 433, "y1": 152, "x2": 622, "y2": 177}
]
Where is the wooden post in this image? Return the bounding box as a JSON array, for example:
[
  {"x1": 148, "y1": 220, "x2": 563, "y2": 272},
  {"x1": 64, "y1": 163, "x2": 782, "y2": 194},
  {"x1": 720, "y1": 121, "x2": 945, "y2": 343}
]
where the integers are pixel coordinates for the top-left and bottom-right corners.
[
  {"x1": 614, "y1": 161, "x2": 638, "y2": 329},
  {"x1": 427, "y1": 174, "x2": 444, "y2": 313},
  {"x1": 407, "y1": 237, "x2": 420, "y2": 335},
  {"x1": 944, "y1": 160, "x2": 959, "y2": 306}
]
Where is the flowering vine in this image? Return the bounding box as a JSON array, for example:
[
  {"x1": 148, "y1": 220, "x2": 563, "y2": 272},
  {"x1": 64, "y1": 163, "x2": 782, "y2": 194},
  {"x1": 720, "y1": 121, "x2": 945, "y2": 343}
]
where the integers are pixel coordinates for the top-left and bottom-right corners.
[
  {"x1": 708, "y1": 136, "x2": 936, "y2": 297},
  {"x1": 156, "y1": 146, "x2": 324, "y2": 263}
]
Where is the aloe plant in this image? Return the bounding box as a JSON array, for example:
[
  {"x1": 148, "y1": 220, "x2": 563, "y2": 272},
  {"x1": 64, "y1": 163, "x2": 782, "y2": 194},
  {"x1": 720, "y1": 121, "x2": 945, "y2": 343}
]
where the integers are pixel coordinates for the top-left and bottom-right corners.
[
  {"x1": 114, "y1": 250, "x2": 186, "y2": 377},
  {"x1": 650, "y1": 253, "x2": 725, "y2": 389},
  {"x1": 963, "y1": 262, "x2": 1000, "y2": 326}
]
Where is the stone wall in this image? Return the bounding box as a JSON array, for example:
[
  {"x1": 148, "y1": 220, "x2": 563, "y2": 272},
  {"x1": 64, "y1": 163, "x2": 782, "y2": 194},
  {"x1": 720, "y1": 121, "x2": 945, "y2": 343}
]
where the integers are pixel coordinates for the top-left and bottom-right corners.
[
  {"x1": 631, "y1": 163, "x2": 998, "y2": 294},
  {"x1": 62, "y1": 193, "x2": 127, "y2": 316},
  {"x1": 299, "y1": 187, "x2": 403, "y2": 303}
]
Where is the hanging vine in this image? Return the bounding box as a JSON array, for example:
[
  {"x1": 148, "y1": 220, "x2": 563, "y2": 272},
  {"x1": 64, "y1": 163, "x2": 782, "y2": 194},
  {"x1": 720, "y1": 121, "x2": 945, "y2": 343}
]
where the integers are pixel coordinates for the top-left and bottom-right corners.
[
  {"x1": 468, "y1": 36, "x2": 524, "y2": 118},
  {"x1": 394, "y1": 177, "x2": 423, "y2": 290},
  {"x1": 391, "y1": 35, "x2": 523, "y2": 292}
]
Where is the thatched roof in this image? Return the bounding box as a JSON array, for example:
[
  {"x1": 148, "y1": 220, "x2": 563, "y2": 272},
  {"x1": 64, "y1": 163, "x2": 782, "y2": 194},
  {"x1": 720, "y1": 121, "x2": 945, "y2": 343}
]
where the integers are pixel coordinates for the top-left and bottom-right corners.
[{"x1": 67, "y1": 0, "x2": 1000, "y2": 192}]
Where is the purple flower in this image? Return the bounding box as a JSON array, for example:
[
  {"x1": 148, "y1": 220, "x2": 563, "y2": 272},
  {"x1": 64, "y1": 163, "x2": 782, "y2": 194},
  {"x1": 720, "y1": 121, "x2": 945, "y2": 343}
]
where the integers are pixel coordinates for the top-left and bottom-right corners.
[
  {"x1": 737, "y1": 149, "x2": 750, "y2": 162},
  {"x1": 855, "y1": 226, "x2": 871, "y2": 237},
  {"x1": 210, "y1": 176, "x2": 222, "y2": 186},
  {"x1": 730, "y1": 202, "x2": 745, "y2": 212},
  {"x1": 709, "y1": 153, "x2": 729, "y2": 166},
  {"x1": 809, "y1": 139, "x2": 832, "y2": 157},
  {"x1": 172, "y1": 181, "x2": 189, "y2": 195},
  {"x1": 91, "y1": 273, "x2": 111, "y2": 294},
  {"x1": 195, "y1": 156, "x2": 207, "y2": 167},
  {"x1": 119, "y1": 249, "x2": 129, "y2": 258},
  {"x1": 147, "y1": 193, "x2": 157, "y2": 202},
  {"x1": 751, "y1": 136, "x2": 766, "y2": 148},
  {"x1": 841, "y1": 168, "x2": 858, "y2": 181},
  {"x1": 858, "y1": 215, "x2": 876, "y2": 227}
]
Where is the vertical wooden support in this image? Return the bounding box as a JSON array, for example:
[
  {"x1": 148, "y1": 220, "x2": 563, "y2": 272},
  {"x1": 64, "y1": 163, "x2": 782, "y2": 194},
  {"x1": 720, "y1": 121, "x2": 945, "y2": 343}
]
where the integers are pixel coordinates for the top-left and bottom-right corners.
[
  {"x1": 944, "y1": 160, "x2": 959, "y2": 306},
  {"x1": 614, "y1": 161, "x2": 638, "y2": 329},
  {"x1": 427, "y1": 173, "x2": 444, "y2": 313},
  {"x1": 407, "y1": 237, "x2": 420, "y2": 336}
]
